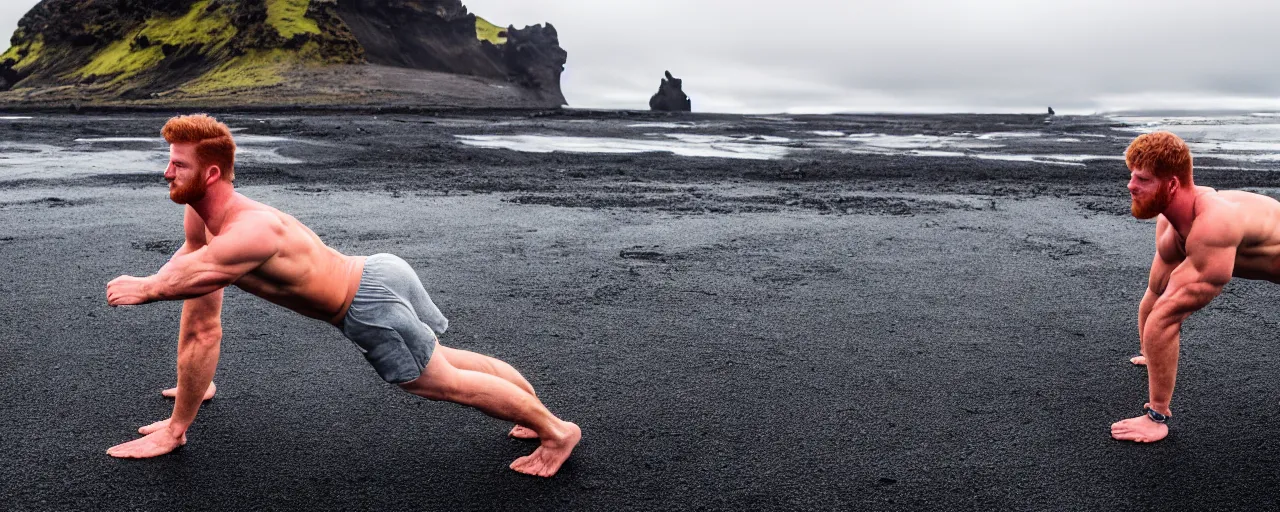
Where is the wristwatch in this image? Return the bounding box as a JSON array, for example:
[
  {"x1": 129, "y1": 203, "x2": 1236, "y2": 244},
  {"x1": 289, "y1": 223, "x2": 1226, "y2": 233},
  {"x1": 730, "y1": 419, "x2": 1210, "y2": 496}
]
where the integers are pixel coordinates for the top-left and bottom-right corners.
[{"x1": 1145, "y1": 407, "x2": 1170, "y2": 424}]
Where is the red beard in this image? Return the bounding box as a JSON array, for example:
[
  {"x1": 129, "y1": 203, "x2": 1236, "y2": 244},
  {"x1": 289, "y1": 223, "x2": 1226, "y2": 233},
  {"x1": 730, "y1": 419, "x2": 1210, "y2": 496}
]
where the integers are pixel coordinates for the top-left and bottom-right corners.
[
  {"x1": 1131, "y1": 186, "x2": 1173, "y2": 219},
  {"x1": 169, "y1": 174, "x2": 208, "y2": 205}
]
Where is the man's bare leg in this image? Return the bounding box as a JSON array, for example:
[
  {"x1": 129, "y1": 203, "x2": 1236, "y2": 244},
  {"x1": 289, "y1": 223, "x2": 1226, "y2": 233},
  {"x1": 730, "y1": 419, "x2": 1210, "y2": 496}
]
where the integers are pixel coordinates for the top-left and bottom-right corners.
[
  {"x1": 400, "y1": 342, "x2": 580, "y2": 477},
  {"x1": 162, "y1": 381, "x2": 217, "y2": 401},
  {"x1": 436, "y1": 345, "x2": 538, "y2": 438}
]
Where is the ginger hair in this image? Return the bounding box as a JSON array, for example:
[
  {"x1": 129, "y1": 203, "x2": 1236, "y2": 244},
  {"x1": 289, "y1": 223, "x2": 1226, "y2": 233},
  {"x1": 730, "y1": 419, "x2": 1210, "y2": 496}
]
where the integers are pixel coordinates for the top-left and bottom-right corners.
[
  {"x1": 161, "y1": 114, "x2": 236, "y2": 183},
  {"x1": 1125, "y1": 131, "x2": 1192, "y2": 184}
]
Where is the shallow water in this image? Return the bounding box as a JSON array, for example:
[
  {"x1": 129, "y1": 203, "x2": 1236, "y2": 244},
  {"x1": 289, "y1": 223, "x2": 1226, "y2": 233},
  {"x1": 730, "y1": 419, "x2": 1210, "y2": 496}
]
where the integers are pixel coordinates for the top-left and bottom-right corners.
[
  {"x1": 0, "y1": 132, "x2": 306, "y2": 181},
  {"x1": 450, "y1": 114, "x2": 1280, "y2": 169},
  {"x1": 1109, "y1": 114, "x2": 1280, "y2": 163},
  {"x1": 455, "y1": 134, "x2": 790, "y2": 160}
]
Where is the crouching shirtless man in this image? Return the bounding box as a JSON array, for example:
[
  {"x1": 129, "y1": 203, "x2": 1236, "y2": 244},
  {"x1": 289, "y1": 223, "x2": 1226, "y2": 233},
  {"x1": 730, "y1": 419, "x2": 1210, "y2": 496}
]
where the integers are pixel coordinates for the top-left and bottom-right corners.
[
  {"x1": 105, "y1": 114, "x2": 580, "y2": 477},
  {"x1": 1112, "y1": 130, "x2": 1280, "y2": 443}
]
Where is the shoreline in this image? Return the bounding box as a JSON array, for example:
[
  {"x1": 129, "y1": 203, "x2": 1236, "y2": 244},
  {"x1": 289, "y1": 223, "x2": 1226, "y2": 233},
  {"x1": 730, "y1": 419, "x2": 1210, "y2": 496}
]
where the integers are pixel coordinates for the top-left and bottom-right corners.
[{"x1": 5, "y1": 111, "x2": 1280, "y2": 509}]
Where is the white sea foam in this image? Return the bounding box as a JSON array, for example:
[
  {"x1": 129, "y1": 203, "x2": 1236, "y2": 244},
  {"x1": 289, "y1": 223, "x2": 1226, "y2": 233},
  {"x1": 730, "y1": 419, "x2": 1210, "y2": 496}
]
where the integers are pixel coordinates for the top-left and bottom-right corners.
[
  {"x1": 972, "y1": 154, "x2": 1085, "y2": 167},
  {"x1": 975, "y1": 131, "x2": 1042, "y2": 140},
  {"x1": 73, "y1": 137, "x2": 158, "y2": 143},
  {"x1": 665, "y1": 133, "x2": 792, "y2": 144},
  {"x1": 628, "y1": 122, "x2": 699, "y2": 129},
  {"x1": 456, "y1": 134, "x2": 789, "y2": 160}
]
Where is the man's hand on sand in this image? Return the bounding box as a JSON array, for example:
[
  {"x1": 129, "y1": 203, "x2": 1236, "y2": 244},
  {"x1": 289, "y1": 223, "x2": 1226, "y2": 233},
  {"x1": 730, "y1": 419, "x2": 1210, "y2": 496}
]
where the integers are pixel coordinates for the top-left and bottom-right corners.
[
  {"x1": 107, "y1": 422, "x2": 186, "y2": 458},
  {"x1": 1111, "y1": 408, "x2": 1169, "y2": 443},
  {"x1": 162, "y1": 382, "x2": 217, "y2": 401},
  {"x1": 509, "y1": 421, "x2": 581, "y2": 477},
  {"x1": 106, "y1": 275, "x2": 151, "y2": 306},
  {"x1": 1130, "y1": 355, "x2": 1148, "y2": 366}
]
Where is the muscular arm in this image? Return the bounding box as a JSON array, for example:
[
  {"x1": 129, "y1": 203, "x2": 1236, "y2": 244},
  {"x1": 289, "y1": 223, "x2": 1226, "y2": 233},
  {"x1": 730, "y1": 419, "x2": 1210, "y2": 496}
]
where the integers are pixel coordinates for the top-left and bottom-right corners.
[
  {"x1": 106, "y1": 209, "x2": 230, "y2": 457},
  {"x1": 1141, "y1": 213, "x2": 1239, "y2": 415},
  {"x1": 1139, "y1": 218, "x2": 1182, "y2": 354},
  {"x1": 171, "y1": 288, "x2": 223, "y2": 432},
  {"x1": 170, "y1": 208, "x2": 222, "y2": 403},
  {"x1": 107, "y1": 212, "x2": 281, "y2": 305}
]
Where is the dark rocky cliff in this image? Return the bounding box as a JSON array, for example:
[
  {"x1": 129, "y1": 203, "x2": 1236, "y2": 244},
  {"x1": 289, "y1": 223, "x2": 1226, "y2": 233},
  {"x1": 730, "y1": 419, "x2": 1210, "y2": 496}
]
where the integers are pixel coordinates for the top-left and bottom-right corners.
[{"x1": 0, "y1": 0, "x2": 567, "y2": 108}]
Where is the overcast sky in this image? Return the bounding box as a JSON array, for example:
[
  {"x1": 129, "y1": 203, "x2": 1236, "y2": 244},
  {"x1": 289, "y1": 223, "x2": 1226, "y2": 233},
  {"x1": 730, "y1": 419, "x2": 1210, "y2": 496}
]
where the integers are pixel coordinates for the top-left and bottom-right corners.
[{"x1": 4, "y1": 0, "x2": 1279, "y2": 114}]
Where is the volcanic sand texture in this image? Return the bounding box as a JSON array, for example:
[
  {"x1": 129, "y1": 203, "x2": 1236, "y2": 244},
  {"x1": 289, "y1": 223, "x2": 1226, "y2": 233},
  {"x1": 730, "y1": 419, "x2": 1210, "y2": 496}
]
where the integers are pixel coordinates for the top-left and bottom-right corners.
[{"x1": 4, "y1": 112, "x2": 1280, "y2": 510}]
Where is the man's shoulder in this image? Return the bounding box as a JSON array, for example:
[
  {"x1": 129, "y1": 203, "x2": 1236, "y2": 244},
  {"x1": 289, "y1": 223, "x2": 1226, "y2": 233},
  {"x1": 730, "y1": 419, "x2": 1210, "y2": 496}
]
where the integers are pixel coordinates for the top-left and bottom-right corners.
[
  {"x1": 1188, "y1": 200, "x2": 1244, "y2": 249},
  {"x1": 226, "y1": 199, "x2": 286, "y2": 230}
]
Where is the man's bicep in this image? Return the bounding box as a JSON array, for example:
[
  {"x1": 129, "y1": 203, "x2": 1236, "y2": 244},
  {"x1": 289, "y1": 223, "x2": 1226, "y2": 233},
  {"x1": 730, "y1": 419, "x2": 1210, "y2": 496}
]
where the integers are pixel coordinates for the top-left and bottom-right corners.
[
  {"x1": 1159, "y1": 247, "x2": 1233, "y2": 316},
  {"x1": 1184, "y1": 222, "x2": 1239, "y2": 287}
]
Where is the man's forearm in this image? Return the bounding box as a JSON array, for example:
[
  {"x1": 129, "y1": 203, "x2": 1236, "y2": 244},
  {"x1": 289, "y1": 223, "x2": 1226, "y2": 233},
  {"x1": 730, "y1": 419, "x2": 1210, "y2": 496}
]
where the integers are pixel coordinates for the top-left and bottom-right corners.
[
  {"x1": 1138, "y1": 289, "x2": 1157, "y2": 350},
  {"x1": 146, "y1": 260, "x2": 235, "y2": 302},
  {"x1": 169, "y1": 332, "x2": 221, "y2": 433},
  {"x1": 1141, "y1": 313, "x2": 1182, "y2": 415}
]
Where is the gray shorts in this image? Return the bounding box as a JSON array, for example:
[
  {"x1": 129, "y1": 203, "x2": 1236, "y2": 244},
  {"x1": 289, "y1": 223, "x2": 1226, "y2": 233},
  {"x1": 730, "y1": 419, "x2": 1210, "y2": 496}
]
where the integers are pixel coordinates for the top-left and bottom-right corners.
[{"x1": 340, "y1": 253, "x2": 450, "y2": 384}]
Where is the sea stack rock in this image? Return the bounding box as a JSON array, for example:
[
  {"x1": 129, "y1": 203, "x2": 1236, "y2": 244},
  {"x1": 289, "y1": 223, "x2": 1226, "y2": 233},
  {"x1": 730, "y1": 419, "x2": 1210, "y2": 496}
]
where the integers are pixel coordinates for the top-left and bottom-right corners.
[
  {"x1": 1047, "y1": 106, "x2": 1055, "y2": 116},
  {"x1": 649, "y1": 70, "x2": 691, "y2": 112},
  {"x1": 0, "y1": 0, "x2": 568, "y2": 108}
]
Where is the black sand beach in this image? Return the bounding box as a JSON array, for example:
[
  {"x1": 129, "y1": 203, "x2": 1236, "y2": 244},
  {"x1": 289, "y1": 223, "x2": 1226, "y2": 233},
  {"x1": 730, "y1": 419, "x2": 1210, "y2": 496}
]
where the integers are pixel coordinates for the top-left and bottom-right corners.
[{"x1": 4, "y1": 111, "x2": 1280, "y2": 510}]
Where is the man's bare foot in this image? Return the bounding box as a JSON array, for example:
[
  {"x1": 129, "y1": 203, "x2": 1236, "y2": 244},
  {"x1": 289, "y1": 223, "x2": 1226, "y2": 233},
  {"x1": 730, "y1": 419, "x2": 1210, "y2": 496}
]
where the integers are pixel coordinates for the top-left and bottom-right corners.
[
  {"x1": 107, "y1": 428, "x2": 186, "y2": 458},
  {"x1": 161, "y1": 381, "x2": 216, "y2": 401},
  {"x1": 1110, "y1": 414, "x2": 1168, "y2": 442},
  {"x1": 510, "y1": 421, "x2": 581, "y2": 477},
  {"x1": 509, "y1": 425, "x2": 538, "y2": 439},
  {"x1": 1130, "y1": 355, "x2": 1148, "y2": 366}
]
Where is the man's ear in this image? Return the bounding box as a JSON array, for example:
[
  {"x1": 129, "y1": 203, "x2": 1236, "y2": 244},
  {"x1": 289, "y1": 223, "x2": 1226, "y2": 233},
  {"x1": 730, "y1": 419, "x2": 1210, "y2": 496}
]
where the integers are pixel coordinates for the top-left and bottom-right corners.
[{"x1": 205, "y1": 165, "x2": 222, "y2": 184}]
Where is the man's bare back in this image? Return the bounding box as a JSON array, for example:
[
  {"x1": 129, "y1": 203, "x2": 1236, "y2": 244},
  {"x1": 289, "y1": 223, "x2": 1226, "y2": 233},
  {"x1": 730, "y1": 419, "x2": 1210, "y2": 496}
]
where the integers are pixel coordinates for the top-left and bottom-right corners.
[{"x1": 1201, "y1": 190, "x2": 1280, "y2": 281}]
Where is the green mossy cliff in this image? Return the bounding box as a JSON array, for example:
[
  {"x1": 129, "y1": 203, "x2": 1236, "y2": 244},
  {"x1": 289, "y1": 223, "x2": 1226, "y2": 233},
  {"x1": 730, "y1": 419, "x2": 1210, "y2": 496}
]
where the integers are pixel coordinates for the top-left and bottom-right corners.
[{"x1": 0, "y1": 0, "x2": 567, "y2": 108}]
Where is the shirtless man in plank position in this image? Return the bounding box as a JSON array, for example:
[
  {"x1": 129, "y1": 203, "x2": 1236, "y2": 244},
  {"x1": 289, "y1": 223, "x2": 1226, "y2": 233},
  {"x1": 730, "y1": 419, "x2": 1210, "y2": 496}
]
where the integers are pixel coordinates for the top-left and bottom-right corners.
[
  {"x1": 1112, "y1": 130, "x2": 1280, "y2": 443},
  {"x1": 105, "y1": 114, "x2": 580, "y2": 477}
]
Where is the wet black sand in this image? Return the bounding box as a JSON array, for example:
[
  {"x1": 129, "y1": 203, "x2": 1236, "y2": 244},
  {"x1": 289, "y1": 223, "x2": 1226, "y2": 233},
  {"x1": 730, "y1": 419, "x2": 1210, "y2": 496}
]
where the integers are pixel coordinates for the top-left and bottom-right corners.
[{"x1": 4, "y1": 111, "x2": 1280, "y2": 510}]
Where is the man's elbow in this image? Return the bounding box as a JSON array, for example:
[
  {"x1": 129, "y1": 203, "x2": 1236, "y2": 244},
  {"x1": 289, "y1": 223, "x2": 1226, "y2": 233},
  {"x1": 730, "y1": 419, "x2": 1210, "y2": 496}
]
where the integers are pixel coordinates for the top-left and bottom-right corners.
[{"x1": 1152, "y1": 291, "x2": 1218, "y2": 323}]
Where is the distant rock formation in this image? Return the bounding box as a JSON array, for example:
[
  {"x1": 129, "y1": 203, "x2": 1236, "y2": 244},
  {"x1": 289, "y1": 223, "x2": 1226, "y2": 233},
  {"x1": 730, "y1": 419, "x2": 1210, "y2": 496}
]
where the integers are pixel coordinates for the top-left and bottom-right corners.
[
  {"x1": 649, "y1": 70, "x2": 690, "y2": 112},
  {"x1": 334, "y1": 0, "x2": 566, "y2": 103},
  {"x1": 0, "y1": 0, "x2": 568, "y2": 108},
  {"x1": 1047, "y1": 106, "x2": 1055, "y2": 115}
]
